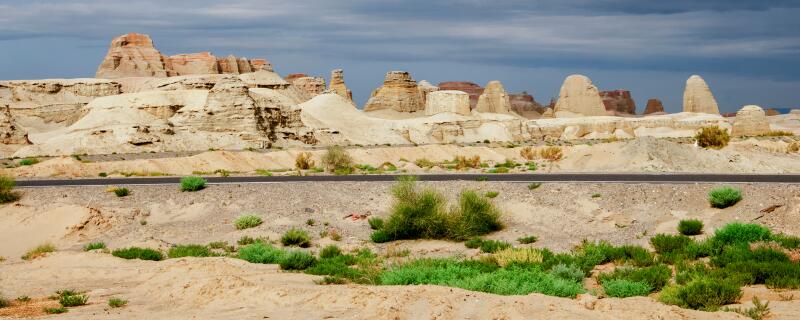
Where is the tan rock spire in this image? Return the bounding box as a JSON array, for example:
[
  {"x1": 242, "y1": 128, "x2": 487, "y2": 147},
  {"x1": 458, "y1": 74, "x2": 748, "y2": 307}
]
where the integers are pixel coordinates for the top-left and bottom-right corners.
[
  {"x1": 328, "y1": 69, "x2": 352, "y2": 101},
  {"x1": 475, "y1": 80, "x2": 512, "y2": 114},
  {"x1": 364, "y1": 71, "x2": 423, "y2": 112},
  {"x1": 682, "y1": 75, "x2": 720, "y2": 114},
  {"x1": 554, "y1": 75, "x2": 607, "y2": 117}
]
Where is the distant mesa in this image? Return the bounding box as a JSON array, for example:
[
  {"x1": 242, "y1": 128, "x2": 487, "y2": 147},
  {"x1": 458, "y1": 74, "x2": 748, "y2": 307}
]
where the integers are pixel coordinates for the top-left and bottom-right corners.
[
  {"x1": 96, "y1": 33, "x2": 272, "y2": 79},
  {"x1": 364, "y1": 71, "x2": 423, "y2": 112},
  {"x1": 599, "y1": 90, "x2": 636, "y2": 115},
  {"x1": 643, "y1": 98, "x2": 665, "y2": 115},
  {"x1": 682, "y1": 75, "x2": 720, "y2": 115},
  {"x1": 508, "y1": 91, "x2": 545, "y2": 118},
  {"x1": 554, "y1": 75, "x2": 608, "y2": 117},
  {"x1": 437, "y1": 82, "x2": 484, "y2": 109}
]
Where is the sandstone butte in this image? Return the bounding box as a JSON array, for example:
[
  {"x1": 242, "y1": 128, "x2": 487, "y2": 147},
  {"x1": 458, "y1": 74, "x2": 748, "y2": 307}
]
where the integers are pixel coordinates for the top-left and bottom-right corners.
[
  {"x1": 328, "y1": 69, "x2": 353, "y2": 101},
  {"x1": 364, "y1": 71, "x2": 423, "y2": 112},
  {"x1": 731, "y1": 105, "x2": 771, "y2": 137},
  {"x1": 96, "y1": 33, "x2": 272, "y2": 79},
  {"x1": 437, "y1": 82, "x2": 484, "y2": 109},
  {"x1": 425, "y1": 90, "x2": 471, "y2": 116},
  {"x1": 475, "y1": 81, "x2": 512, "y2": 114},
  {"x1": 554, "y1": 75, "x2": 608, "y2": 117},
  {"x1": 599, "y1": 90, "x2": 636, "y2": 115},
  {"x1": 643, "y1": 98, "x2": 665, "y2": 114},
  {"x1": 682, "y1": 75, "x2": 720, "y2": 115},
  {"x1": 284, "y1": 73, "x2": 326, "y2": 96}
]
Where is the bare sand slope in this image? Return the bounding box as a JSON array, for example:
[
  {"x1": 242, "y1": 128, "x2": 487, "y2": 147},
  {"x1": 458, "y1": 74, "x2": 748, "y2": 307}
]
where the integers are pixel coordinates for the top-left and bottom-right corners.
[{"x1": 4, "y1": 137, "x2": 800, "y2": 178}]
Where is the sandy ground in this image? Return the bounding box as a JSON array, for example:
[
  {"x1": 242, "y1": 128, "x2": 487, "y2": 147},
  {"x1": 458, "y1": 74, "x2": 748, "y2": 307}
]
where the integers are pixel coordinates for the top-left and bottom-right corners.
[
  {"x1": 2, "y1": 182, "x2": 800, "y2": 318},
  {"x1": 3, "y1": 136, "x2": 800, "y2": 178}
]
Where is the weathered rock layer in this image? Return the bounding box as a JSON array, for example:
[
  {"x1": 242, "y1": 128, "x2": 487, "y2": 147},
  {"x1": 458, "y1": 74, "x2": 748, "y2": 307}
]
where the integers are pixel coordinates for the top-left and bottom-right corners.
[
  {"x1": 732, "y1": 105, "x2": 771, "y2": 137},
  {"x1": 364, "y1": 71, "x2": 422, "y2": 112},
  {"x1": 554, "y1": 75, "x2": 608, "y2": 117},
  {"x1": 475, "y1": 81, "x2": 512, "y2": 114},
  {"x1": 438, "y1": 82, "x2": 483, "y2": 109},
  {"x1": 683, "y1": 75, "x2": 720, "y2": 115},
  {"x1": 425, "y1": 91, "x2": 471, "y2": 116}
]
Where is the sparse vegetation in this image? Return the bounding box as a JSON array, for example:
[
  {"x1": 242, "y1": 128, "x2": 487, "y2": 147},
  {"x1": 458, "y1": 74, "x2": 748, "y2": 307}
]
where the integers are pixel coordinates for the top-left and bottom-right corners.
[
  {"x1": 84, "y1": 242, "x2": 106, "y2": 251},
  {"x1": 678, "y1": 219, "x2": 704, "y2": 236},
  {"x1": 722, "y1": 297, "x2": 770, "y2": 320},
  {"x1": 528, "y1": 182, "x2": 542, "y2": 190},
  {"x1": 295, "y1": 152, "x2": 315, "y2": 170},
  {"x1": 708, "y1": 186, "x2": 742, "y2": 208},
  {"x1": 113, "y1": 187, "x2": 130, "y2": 197},
  {"x1": 279, "y1": 250, "x2": 317, "y2": 270},
  {"x1": 0, "y1": 175, "x2": 20, "y2": 203},
  {"x1": 454, "y1": 155, "x2": 481, "y2": 170},
  {"x1": 484, "y1": 191, "x2": 499, "y2": 198},
  {"x1": 492, "y1": 247, "x2": 544, "y2": 266},
  {"x1": 168, "y1": 244, "x2": 214, "y2": 258},
  {"x1": 414, "y1": 158, "x2": 434, "y2": 168},
  {"x1": 518, "y1": 235, "x2": 538, "y2": 244},
  {"x1": 57, "y1": 290, "x2": 88, "y2": 307},
  {"x1": 695, "y1": 126, "x2": 730, "y2": 149},
  {"x1": 281, "y1": 228, "x2": 311, "y2": 247},
  {"x1": 19, "y1": 157, "x2": 39, "y2": 166},
  {"x1": 44, "y1": 306, "x2": 68, "y2": 314},
  {"x1": 111, "y1": 247, "x2": 163, "y2": 261},
  {"x1": 368, "y1": 217, "x2": 384, "y2": 230},
  {"x1": 321, "y1": 146, "x2": 353, "y2": 173},
  {"x1": 180, "y1": 176, "x2": 207, "y2": 192},
  {"x1": 758, "y1": 130, "x2": 794, "y2": 137},
  {"x1": 539, "y1": 146, "x2": 563, "y2": 161},
  {"x1": 238, "y1": 243, "x2": 286, "y2": 264},
  {"x1": 108, "y1": 298, "x2": 128, "y2": 308},
  {"x1": 520, "y1": 146, "x2": 537, "y2": 160},
  {"x1": 602, "y1": 279, "x2": 652, "y2": 298},
  {"x1": 234, "y1": 214, "x2": 263, "y2": 230},
  {"x1": 479, "y1": 240, "x2": 512, "y2": 253},
  {"x1": 21, "y1": 243, "x2": 55, "y2": 260}
]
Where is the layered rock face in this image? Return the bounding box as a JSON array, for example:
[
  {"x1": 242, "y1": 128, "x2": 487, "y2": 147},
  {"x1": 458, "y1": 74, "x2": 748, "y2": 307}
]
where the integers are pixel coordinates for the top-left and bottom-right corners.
[
  {"x1": 364, "y1": 71, "x2": 423, "y2": 112},
  {"x1": 0, "y1": 105, "x2": 30, "y2": 144},
  {"x1": 475, "y1": 81, "x2": 512, "y2": 114},
  {"x1": 417, "y1": 80, "x2": 439, "y2": 106},
  {"x1": 732, "y1": 105, "x2": 771, "y2": 137},
  {"x1": 328, "y1": 69, "x2": 352, "y2": 101},
  {"x1": 683, "y1": 75, "x2": 720, "y2": 114},
  {"x1": 424, "y1": 90, "x2": 470, "y2": 116},
  {"x1": 96, "y1": 33, "x2": 272, "y2": 79},
  {"x1": 644, "y1": 99, "x2": 665, "y2": 114},
  {"x1": 554, "y1": 75, "x2": 608, "y2": 117},
  {"x1": 437, "y1": 82, "x2": 483, "y2": 109},
  {"x1": 599, "y1": 90, "x2": 636, "y2": 114},
  {"x1": 284, "y1": 74, "x2": 326, "y2": 97},
  {"x1": 0, "y1": 79, "x2": 122, "y2": 125},
  {"x1": 509, "y1": 92, "x2": 545, "y2": 117}
]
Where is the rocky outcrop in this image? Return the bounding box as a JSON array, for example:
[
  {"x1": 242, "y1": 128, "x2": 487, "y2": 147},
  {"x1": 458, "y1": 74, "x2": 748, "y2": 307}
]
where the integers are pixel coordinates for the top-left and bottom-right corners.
[
  {"x1": 96, "y1": 33, "x2": 271, "y2": 79},
  {"x1": 554, "y1": 75, "x2": 608, "y2": 117},
  {"x1": 425, "y1": 91, "x2": 470, "y2": 116},
  {"x1": 475, "y1": 81, "x2": 512, "y2": 114},
  {"x1": 509, "y1": 92, "x2": 545, "y2": 118},
  {"x1": 364, "y1": 71, "x2": 423, "y2": 112},
  {"x1": 328, "y1": 69, "x2": 352, "y2": 101},
  {"x1": 599, "y1": 90, "x2": 636, "y2": 114},
  {"x1": 643, "y1": 99, "x2": 665, "y2": 114},
  {"x1": 417, "y1": 80, "x2": 439, "y2": 106},
  {"x1": 683, "y1": 75, "x2": 720, "y2": 115},
  {"x1": 284, "y1": 74, "x2": 326, "y2": 97},
  {"x1": 541, "y1": 108, "x2": 555, "y2": 118},
  {"x1": 0, "y1": 79, "x2": 122, "y2": 126},
  {"x1": 0, "y1": 105, "x2": 30, "y2": 144},
  {"x1": 437, "y1": 82, "x2": 483, "y2": 109},
  {"x1": 732, "y1": 105, "x2": 771, "y2": 137}
]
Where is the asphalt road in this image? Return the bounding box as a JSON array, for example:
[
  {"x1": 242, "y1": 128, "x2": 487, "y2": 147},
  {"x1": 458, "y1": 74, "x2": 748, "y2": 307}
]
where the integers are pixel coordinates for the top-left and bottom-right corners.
[{"x1": 14, "y1": 173, "x2": 800, "y2": 187}]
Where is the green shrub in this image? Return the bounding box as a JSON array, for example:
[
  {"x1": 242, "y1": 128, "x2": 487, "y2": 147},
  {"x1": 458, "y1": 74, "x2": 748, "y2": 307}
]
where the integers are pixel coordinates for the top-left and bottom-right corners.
[
  {"x1": 320, "y1": 245, "x2": 343, "y2": 259},
  {"x1": 484, "y1": 191, "x2": 499, "y2": 198},
  {"x1": 234, "y1": 214, "x2": 263, "y2": 230},
  {"x1": 370, "y1": 230, "x2": 391, "y2": 243},
  {"x1": 708, "y1": 186, "x2": 742, "y2": 208},
  {"x1": 603, "y1": 279, "x2": 652, "y2": 298},
  {"x1": 598, "y1": 264, "x2": 672, "y2": 291},
  {"x1": 111, "y1": 247, "x2": 163, "y2": 261},
  {"x1": 695, "y1": 126, "x2": 730, "y2": 149},
  {"x1": 113, "y1": 187, "x2": 130, "y2": 197},
  {"x1": 465, "y1": 238, "x2": 483, "y2": 249},
  {"x1": 549, "y1": 263, "x2": 585, "y2": 283},
  {"x1": 237, "y1": 243, "x2": 286, "y2": 264},
  {"x1": 0, "y1": 175, "x2": 20, "y2": 203},
  {"x1": 279, "y1": 250, "x2": 316, "y2": 270},
  {"x1": 448, "y1": 190, "x2": 503, "y2": 240},
  {"x1": 518, "y1": 235, "x2": 538, "y2": 244},
  {"x1": 479, "y1": 240, "x2": 511, "y2": 253},
  {"x1": 772, "y1": 233, "x2": 800, "y2": 249},
  {"x1": 19, "y1": 158, "x2": 39, "y2": 166},
  {"x1": 281, "y1": 228, "x2": 311, "y2": 247},
  {"x1": 678, "y1": 219, "x2": 704, "y2": 235},
  {"x1": 722, "y1": 297, "x2": 770, "y2": 320},
  {"x1": 660, "y1": 278, "x2": 742, "y2": 310},
  {"x1": 321, "y1": 146, "x2": 353, "y2": 172},
  {"x1": 528, "y1": 182, "x2": 542, "y2": 190},
  {"x1": 44, "y1": 306, "x2": 68, "y2": 314},
  {"x1": 58, "y1": 290, "x2": 88, "y2": 307},
  {"x1": 488, "y1": 167, "x2": 509, "y2": 174},
  {"x1": 711, "y1": 223, "x2": 772, "y2": 248},
  {"x1": 98, "y1": 172, "x2": 108, "y2": 177},
  {"x1": 21, "y1": 243, "x2": 56, "y2": 260},
  {"x1": 650, "y1": 234, "x2": 692, "y2": 254},
  {"x1": 108, "y1": 298, "x2": 128, "y2": 308},
  {"x1": 168, "y1": 244, "x2": 213, "y2": 258},
  {"x1": 180, "y1": 176, "x2": 207, "y2": 192},
  {"x1": 84, "y1": 242, "x2": 106, "y2": 251},
  {"x1": 368, "y1": 217, "x2": 384, "y2": 230}
]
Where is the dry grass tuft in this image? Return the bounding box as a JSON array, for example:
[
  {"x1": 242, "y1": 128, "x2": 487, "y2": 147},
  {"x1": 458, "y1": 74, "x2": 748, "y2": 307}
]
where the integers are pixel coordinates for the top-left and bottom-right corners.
[
  {"x1": 520, "y1": 147, "x2": 537, "y2": 160},
  {"x1": 295, "y1": 152, "x2": 315, "y2": 170},
  {"x1": 539, "y1": 146, "x2": 563, "y2": 161}
]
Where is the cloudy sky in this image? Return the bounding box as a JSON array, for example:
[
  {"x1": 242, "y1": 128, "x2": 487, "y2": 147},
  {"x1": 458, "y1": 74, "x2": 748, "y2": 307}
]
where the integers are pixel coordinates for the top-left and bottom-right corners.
[{"x1": 1, "y1": 0, "x2": 798, "y2": 112}]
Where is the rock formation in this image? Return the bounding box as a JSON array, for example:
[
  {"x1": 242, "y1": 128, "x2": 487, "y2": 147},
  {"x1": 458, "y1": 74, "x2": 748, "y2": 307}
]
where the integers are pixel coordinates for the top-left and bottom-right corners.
[
  {"x1": 364, "y1": 71, "x2": 423, "y2": 112},
  {"x1": 0, "y1": 105, "x2": 30, "y2": 144},
  {"x1": 424, "y1": 91, "x2": 471, "y2": 116},
  {"x1": 0, "y1": 79, "x2": 122, "y2": 125},
  {"x1": 683, "y1": 75, "x2": 720, "y2": 115},
  {"x1": 437, "y1": 82, "x2": 483, "y2": 109},
  {"x1": 731, "y1": 105, "x2": 771, "y2": 137},
  {"x1": 475, "y1": 81, "x2": 512, "y2": 114},
  {"x1": 643, "y1": 99, "x2": 665, "y2": 114},
  {"x1": 96, "y1": 33, "x2": 272, "y2": 79},
  {"x1": 599, "y1": 90, "x2": 636, "y2": 114},
  {"x1": 417, "y1": 80, "x2": 439, "y2": 106},
  {"x1": 541, "y1": 108, "x2": 555, "y2": 118},
  {"x1": 328, "y1": 69, "x2": 352, "y2": 101},
  {"x1": 553, "y1": 75, "x2": 608, "y2": 117},
  {"x1": 509, "y1": 92, "x2": 545, "y2": 117},
  {"x1": 284, "y1": 74, "x2": 326, "y2": 97}
]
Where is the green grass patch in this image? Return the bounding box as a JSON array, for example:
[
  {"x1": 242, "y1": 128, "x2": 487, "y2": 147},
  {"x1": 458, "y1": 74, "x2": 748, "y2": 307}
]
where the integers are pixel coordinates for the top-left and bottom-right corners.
[
  {"x1": 603, "y1": 279, "x2": 652, "y2": 298},
  {"x1": 180, "y1": 176, "x2": 207, "y2": 192},
  {"x1": 108, "y1": 298, "x2": 127, "y2": 308},
  {"x1": 113, "y1": 187, "x2": 130, "y2": 197},
  {"x1": 111, "y1": 247, "x2": 163, "y2": 261},
  {"x1": 167, "y1": 244, "x2": 214, "y2": 258},
  {"x1": 238, "y1": 243, "x2": 286, "y2": 264},
  {"x1": 708, "y1": 186, "x2": 742, "y2": 208},
  {"x1": 21, "y1": 243, "x2": 55, "y2": 260},
  {"x1": 281, "y1": 228, "x2": 311, "y2": 247},
  {"x1": 234, "y1": 214, "x2": 263, "y2": 230},
  {"x1": 518, "y1": 235, "x2": 538, "y2": 244},
  {"x1": 678, "y1": 219, "x2": 704, "y2": 236},
  {"x1": 84, "y1": 242, "x2": 106, "y2": 251}
]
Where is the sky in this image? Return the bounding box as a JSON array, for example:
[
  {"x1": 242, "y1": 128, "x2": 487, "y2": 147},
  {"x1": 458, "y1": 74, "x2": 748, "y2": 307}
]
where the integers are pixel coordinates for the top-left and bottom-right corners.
[{"x1": 1, "y1": 0, "x2": 799, "y2": 113}]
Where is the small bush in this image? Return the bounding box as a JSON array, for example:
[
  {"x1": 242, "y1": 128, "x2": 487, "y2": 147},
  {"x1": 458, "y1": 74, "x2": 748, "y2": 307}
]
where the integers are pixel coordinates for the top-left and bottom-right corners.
[
  {"x1": 320, "y1": 245, "x2": 342, "y2": 259},
  {"x1": 21, "y1": 243, "x2": 56, "y2": 260},
  {"x1": 454, "y1": 155, "x2": 481, "y2": 170},
  {"x1": 599, "y1": 264, "x2": 672, "y2": 291},
  {"x1": 108, "y1": 298, "x2": 128, "y2": 308},
  {"x1": 528, "y1": 182, "x2": 542, "y2": 190},
  {"x1": 520, "y1": 146, "x2": 537, "y2": 160},
  {"x1": 295, "y1": 152, "x2": 315, "y2": 170},
  {"x1": 449, "y1": 190, "x2": 503, "y2": 240},
  {"x1": 603, "y1": 279, "x2": 652, "y2": 298},
  {"x1": 368, "y1": 217, "x2": 384, "y2": 230},
  {"x1": 493, "y1": 247, "x2": 544, "y2": 267},
  {"x1": 98, "y1": 172, "x2": 108, "y2": 177},
  {"x1": 113, "y1": 187, "x2": 130, "y2": 197},
  {"x1": 234, "y1": 214, "x2": 263, "y2": 230},
  {"x1": 279, "y1": 250, "x2": 317, "y2": 270},
  {"x1": 281, "y1": 228, "x2": 311, "y2": 247},
  {"x1": 660, "y1": 278, "x2": 742, "y2": 310},
  {"x1": 539, "y1": 146, "x2": 563, "y2": 161},
  {"x1": 549, "y1": 263, "x2": 585, "y2": 283},
  {"x1": 517, "y1": 235, "x2": 538, "y2": 244},
  {"x1": 237, "y1": 235, "x2": 259, "y2": 246},
  {"x1": 0, "y1": 175, "x2": 20, "y2": 203},
  {"x1": 19, "y1": 158, "x2": 39, "y2": 166},
  {"x1": 414, "y1": 158, "x2": 435, "y2": 168},
  {"x1": 84, "y1": 242, "x2": 106, "y2": 251},
  {"x1": 238, "y1": 243, "x2": 286, "y2": 264},
  {"x1": 678, "y1": 219, "x2": 704, "y2": 236},
  {"x1": 480, "y1": 240, "x2": 512, "y2": 253},
  {"x1": 58, "y1": 290, "x2": 88, "y2": 307},
  {"x1": 168, "y1": 244, "x2": 213, "y2": 258},
  {"x1": 488, "y1": 167, "x2": 509, "y2": 174},
  {"x1": 650, "y1": 234, "x2": 692, "y2": 254},
  {"x1": 180, "y1": 176, "x2": 207, "y2": 192},
  {"x1": 709, "y1": 186, "x2": 742, "y2": 208},
  {"x1": 711, "y1": 223, "x2": 772, "y2": 248},
  {"x1": 695, "y1": 126, "x2": 730, "y2": 149},
  {"x1": 44, "y1": 306, "x2": 68, "y2": 314},
  {"x1": 484, "y1": 191, "x2": 499, "y2": 198},
  {"x1": 371, "y1": 230, "x2": 391, "y2": 243},
  {"x1": 723, "y1": 297, "x2": 770, "y2": 320},
  {"x1": 111, "y1": 247, "x2": 163, "y2": 261},
  {"x1": 465, "y1": 238, "x2": 483, "y2": 249},
  {"x1": 321, "y1": 146, "x2": 353, "y2": 173}
]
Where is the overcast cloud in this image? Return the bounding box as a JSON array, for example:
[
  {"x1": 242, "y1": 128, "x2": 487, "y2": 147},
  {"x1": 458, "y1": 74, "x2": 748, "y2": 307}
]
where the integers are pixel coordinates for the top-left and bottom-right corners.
[{"x1": 1, "y1": 0, "x2": 798, "y2": 112}]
